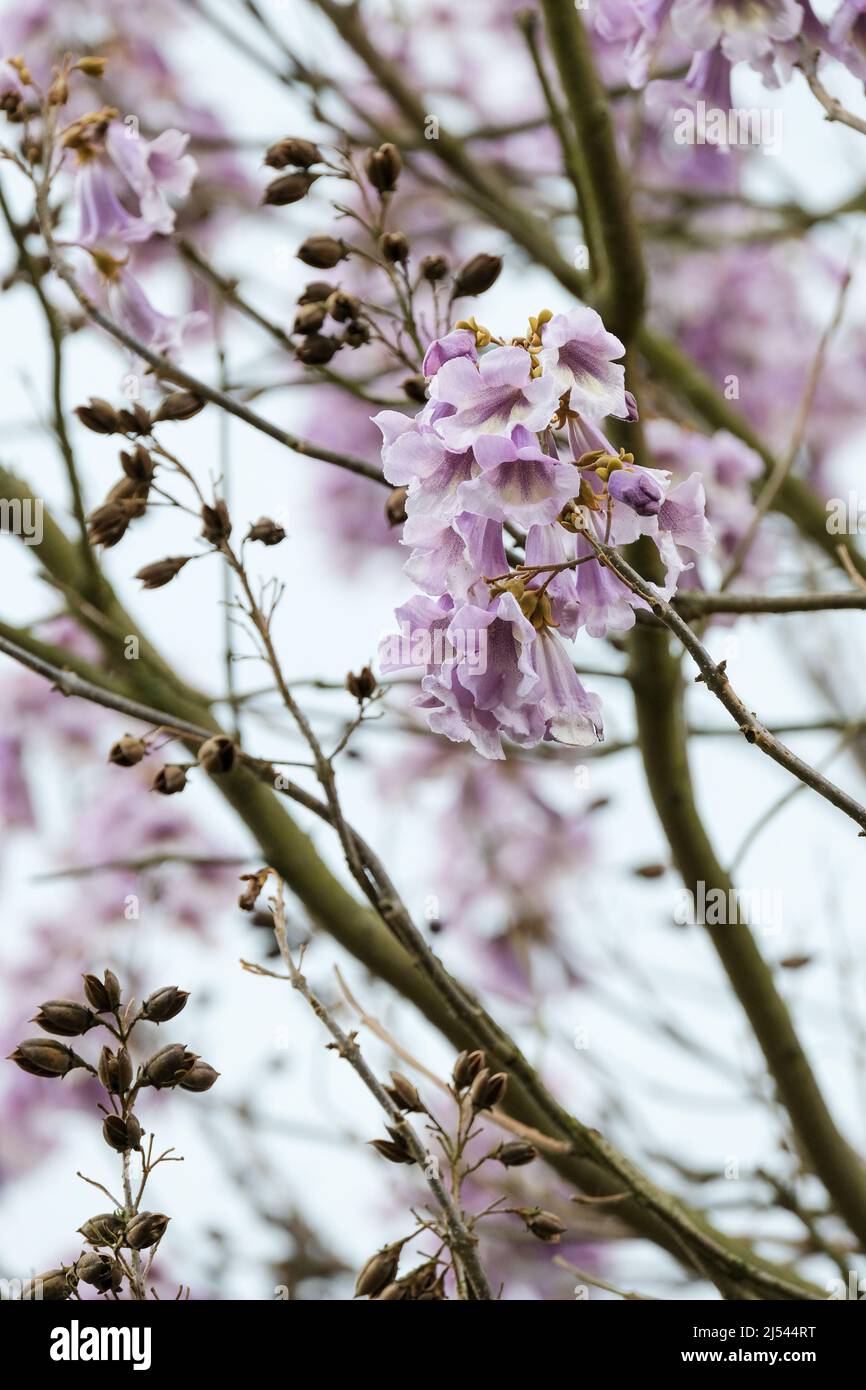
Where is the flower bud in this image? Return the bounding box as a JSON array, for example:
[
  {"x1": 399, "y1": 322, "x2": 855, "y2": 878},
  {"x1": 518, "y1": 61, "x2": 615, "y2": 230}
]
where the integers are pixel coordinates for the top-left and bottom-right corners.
[
  {"x1": 325, "y1": 290, "x2": 360, "y2": 323},
  {"x1": 108, "y1": 734, "x2": 147, "y2": 768},
  {"x1": 355, "y1": 1243, "x2": 401, "y2": 1298},
  {"x1": 103, "y1": 1112, "x2": 143, "y2": 1152},
  {"x1": 200, "y1": 499, "x2": 232, "y2": 544},
  {"x1": 297, "y1": 236, "x2": 347, "y2": 269},
  {"x1": 380, "y1": 231, "x2": 409, "y2": 264},
  {"x1": 21, "y1": 1268, "x2": 74, "y2": 1301},
  {"x1": 98, "y1": 1045, "x2": 133, "y2": 1094},
  {"x1": 126, "y1": 1212, "x2": 170, "y2": 1250},
  {"x1": 78, "y1": 1212, "x2": 126, "y2": 1246},
  {"x1": 83, "y1": 970, "x2": 121, "y2": 1013},
  {"x1": 265, "y1": 137, "x2": 322, "y2": 169},
  {"x1": 523, "y1": 1209, "x2": 567, "y2": 1243},
  {"x1": 31, "y1": 999, "x2": 97, "y2": 1037},
  {"x1": 452, "y1": 1048, "x2": 486, "y2": 1090},
  {"x1": 75, "y1": 56, "x2": 108, "y2": 78},
  {"x1": 151, "y1": 764, "x2": 188, "y2": 796},
  {"x1": 385, "y1": 1071, "x2": 424, "y2": 1113},
  {"x1": 135, "y1": 556, "x2": 190, "y2": 590},
  {"x1": 385, "y1": 486, "x2": 408, "y2": 527},
  {"x1": 468, "y1": 1068, "x2": 508, "y2": 1111},
  {"x1": 295, "y1": 334, "x2": 339, "y2": 365},
  {"x1": 143, "y1": 1043, "x2": 197, "y2": 1088},
  {"x1": 8, "y1": 1037, "x2": 87, "y2": 1078},
  {"x1": 420, "y1": 253, "x2": 449, "y2": 283},
  {"x1": 364, "y1": 142, "x2": 402, "y2": 193},
  {"x1": 496, "y1": 1141, "x2": 537, "y2": 1167},
  {"x1": 453, "y1": 252, "x2": 502, "y2": 298},
  {"x1": 294, "y1": 301, "x2": 328, "y2": 335},
  {"x1": 246, "y1": 517, "x2": 286, "y2": 546},
  {"x1": 179, "y1": 1059, "x2": 220, "y2": 1092},
  {"x1": 263, "y1": 171, "x2": 317, "y2": 206},
  {"x1": 345, "y1": 666, "x2": 376, "y2": 702},
  {"x1": 152, "y1": 391, "x2": 205, "y2": 423},
  {"x1": 297, "y1": 280, "x2": 333, "y2": 304},
  {"x1": 75, "y1": 397, "x2": 119, "y2": 434},
  {"x1": 75, "y1": 1251, "x2": 122, "y2": 1294},
  {"x1": 142, "y1": 986, "x2": 189, "y2": 1024}
]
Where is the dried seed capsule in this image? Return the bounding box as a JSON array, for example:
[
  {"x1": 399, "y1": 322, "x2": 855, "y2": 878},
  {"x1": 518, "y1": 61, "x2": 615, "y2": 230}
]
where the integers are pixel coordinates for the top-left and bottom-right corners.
[
  {"x1": 151, "y1": 764, "x2": 188, "y2": 796},
  {"x1": 108, "y1": 734, "x2": 147, "y2": 767},
  {"x1": 179, "y1": 1059, "x2": 220, "y2": 1092},
  {"x1": 373, "y1": 1280, "x2": 407, "y2": 1300},
  {"x1": 380, "y1": 231, "x2": 409, "y2": 264},
  {"x1": 468, "y1": 1068, "x2": 508, "y2": 1111},
  {"x1": 264, "y1": 137, "x2": 322, "y2": 170},
  {"x1": 21, "y1": 1268, "x2": 74, "y2": 1301},
  {"x1": 495, "y1": 1141, "x2": 537, "y2": 1168},
  {"x1": 87, "y1": 501, "x2": 130, "y2": 548},
  {"x1": 31, "y1": 1000, "x2": 97, "y2": 1038},
  {"x1": 345, "y1": 666, "x2": 376, "y2": 702},
  {"x1": 385, "y1": 486, "x2": 407, "y2": 527},
  {"x1": 297, "y1": 236, "x2": 348, "y2": 269},
  {"x1": 452, "y1": 1048, "x2": 486, "y2": 1090},
  {"x1": 385, "y1": 1071, "x2": 424, "y2": 1113},
  {"x1": 263, "y1": 171, "x2": 317, "y2": 205},
  {"x1": 364, "y1": 142, "x2": 402, "y2": 193},
  {"x1": 200, "y1": 499, "x2": 232, "y2": 544},
  {"x1": 453, "y1": 252, "x2": 502, "y2": 298},
  {"x1": 420, "y1": 253, "x2": 449, "y2": 283},
  {"x1": 135, "y1": 556, "x2": 190, "y2": 590},
  {"x1": 83, "y1": 970, "x2": 121, "y2": 1013},
  {"x1": 116, "y1": 402, "x2": 152, "y2": 435},
  {"x1": 98, "y1": 1045, "x2": 133, "y2": 1094},
  {"x1": 78, "y1": 1212, "x2": 126, "y2": 1246},
  {"x1": 343, "y1": 320, "x2": 370, "y2": 348},
  {"x1": 8, "y1": 1037, "x2": 87, "y2": 1078},
  {"x1": 293, "y1": 301, "x2": 328, "y2": 335},
  {"x1": 524, "y1": 1209, "x2": 567, "y2": 1243},
  {"x1": 197, "y1": 735, "x2": 236, "y2": 774},
  {"x1": 246, "y1": 517, "x2": 286, "y2": 546},
  {"x1": 325, "y1": 289, "x2": 360, "y2": 323},
  {"x1": 142, "y1": 1043, "x2": 197, "y2": 1088},
  {"x1": 152, "y1": 391, "x2": 205, "y2": 423},
  {"x1": 75, "y1": 1251, "x2": 123, "y2": 1294},
  {"x1": 297, "y1": 280, "x2": 333, "y2": 304},
  {"x1": 354, "y1": 1243, "x2": 401, "y2": 1298},
  {"x1": 295, "y1": 334, "x2": 339, "y2": 365},
  {"x1": 368, "y1": 1126, "x2": 415, "y2": 1165},
  {"x1": 142, "y1": 986, "x2": 189, "y2": 1024},
  {"x1": 102, "y1": 1112, "x2": 143, "y2": 1152},
  {"x1": 402, "y1": 374, "x2": 428, "y2": 403},
  {"x1": 238, "y1": 868, "x2": 270, "y2": 912},
  {"x1": 75, "y1": 397, "x2": 119, "y2": 434},
  {"x1": 126, "y1": 1212, "x2": 170, "y2": 1250}
]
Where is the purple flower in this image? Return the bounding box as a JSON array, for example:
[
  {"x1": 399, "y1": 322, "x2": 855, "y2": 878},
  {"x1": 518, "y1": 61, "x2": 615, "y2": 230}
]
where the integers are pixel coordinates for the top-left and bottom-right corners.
[
  {"x1": 655, "y1": 471, "x2": 715, "y2": 586},
  {"x1": 429, "y1": 346, "x2": 559, "y2": 450},
  {"x1": 107, "y1": 266, "x2": 208, "y2": 357},
  {"x1": 456, "y1": 427, "x2": 577, "y2": 527},
  {"x1": 105, "y1": 123, "x2": 198, "y2": 236},
  {"x1": 75, "y1": 160, "x2": 150, "y2": 248},
  {"x1": 607, "y1": 466, "x2": 664, "y2": 516},
  {"x1": 422, "y1": 328, "x2": 478, "y2": 376},
  {"x1": 540, "y1": 307, "x2": 629, "y2": 419},
  {"x1": 531, "y1": 630, "x2": 604, "y2": 747},
  {"x1": 830, "y1": 0, "x2": 866, "y2": 81},
  {"x1": 671, "y1": 0, "x2": 802, "y2": 68}
]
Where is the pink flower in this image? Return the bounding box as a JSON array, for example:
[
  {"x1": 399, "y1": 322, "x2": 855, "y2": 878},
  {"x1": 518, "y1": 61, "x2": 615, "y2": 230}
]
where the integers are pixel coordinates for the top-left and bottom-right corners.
[{"x1": 429, "y1": 346, "x2": 559, "y2": 450}]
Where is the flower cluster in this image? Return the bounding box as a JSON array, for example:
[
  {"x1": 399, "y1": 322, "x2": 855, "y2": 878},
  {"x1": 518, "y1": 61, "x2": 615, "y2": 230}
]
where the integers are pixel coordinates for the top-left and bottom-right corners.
[{"x1": 375, "y1": 308, "x2": 713, "y2": 759}]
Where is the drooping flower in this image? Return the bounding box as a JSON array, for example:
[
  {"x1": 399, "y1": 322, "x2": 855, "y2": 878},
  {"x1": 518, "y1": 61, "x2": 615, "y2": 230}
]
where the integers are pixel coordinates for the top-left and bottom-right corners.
[
  {"x1": 428, "y1": 346, "x2": 560, "y2": 450},
  {"x1": 670, "y1": 0, "x2": 803, "y2": 72},
  {"x1": 539, "y1": 306, "x2": 630, "y2": 420},
  {"x1": 106, "y1": 265, "x2": 208, "y2": 357},
  {"x1": 105, "y1": 124, "x2": 198, "y2": 237}
]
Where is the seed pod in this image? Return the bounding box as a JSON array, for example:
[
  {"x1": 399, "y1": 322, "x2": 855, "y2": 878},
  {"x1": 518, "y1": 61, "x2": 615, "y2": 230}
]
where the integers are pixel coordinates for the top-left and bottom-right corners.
[
  {"x1": 83, "y1": 969, "x2": 121, "y2": 1013},
  {"x1": 21, "y1": 1268, "x2": 74, "y2": 1301},
  {"x1": 106, "y1": 475, "x2": 149, "y2": 517},
  {"x1": 125, "y1": 1212, "x2": 170, "y2": 1250},
  {"x1": 116, "y1": 402, "x2": 152, "y2": 435},
  {"x1": 31, "y1": 999, "x2": 97, "y2": 1038},
  {"x1": 143, "y1": 1043, "x2": 197, "y2": 1089},
  {"x1": 263, "y1": 171, "x2": 317, "y2": 206},
  {"x1": 142, "y1": 986, "x2": 189, "y2": 1024},
  {"x1": 179, "y1": 1059, "x2": 220, "y2": 1092},
  {"x1": 345, "y1": 666, "x2": 376, "y2": 703},
  {"x1": 343, "y1": 320, "x2": 370, "y2": 348},
  {"x1": 246, "y1": 517, "x2": 286, "y2": 546},
  {"x1": 75, "y1": 1251, "x2": 123, "y2": 1293},
  {"x1": 373, "y1": 1280, "x2": 407, "y2": 1300},
  {"x1": 453, "y1": 1048, "x2": 486, "y2": 1090},
  {"x1": 368, "y1": 1126, "x2": 415, "y2": 1165},
  {"x1": 152, "y1": 391, "x2": 205, "y2": 423},
  {"x1": 468, "y1": 1068, "x2": 508, "y2": 1111},
  {"x1": 108, "y1": 734, "x2": 147, "y2": 767},
  {"x1": 87, "y1": 501, "x2": 130, "y2": 548},
  {"x1": 196, "y1": 734, "x2": 236, "y2": 774},
  {"x1": 135, "y1": 556, "x2": 190, "y2": 590},
  {"x1": 75, "y1": 397, "x2": 119, "y2": 434},
  {"x1": 524, "y1": 1209, "x2": 567, "y2": 1243},
  {"x1": 295, "y1": 334, "x2": 339, "y2": 365},
  {"x1": 420, "y1": 253, "x2": 449, "y2": 283},
  {"x1": 297, "y1": 280, "x2": 333, "y2": 304},
  {"x1": 325, "y1": 289, "x2": 360, "y2": 323},
  {"x1": 453, "y1": 252, "x2": 503, "y2": 298},
  {"x1": 402, "y1": 374, "x2": 428, "y2": 403},
  {"x1": 294, "y1": 301, "x2": 328, "y2": 335},
  {"x1": 78, "y1": 1212, "x2": 126, "y2": 1247},
  {"x1": 496, "y1": 1141, "x2": 537, "y2": 1168},
  {"x1": 385, "y1": 1071, "x2": 424, "y2": 1113},
  {"x1": 98, "y1": 1045, "x2": 133, "y2": 1094},
  {"x1": 238, "y1": 868, "x2": 270, "y2": 912},
  {"x1": 200, "y1": 499, "x2": 232, "y2": 544},
  {"x1": 103, "y1": 1112, "x2": 143, "y2": 1152},
  {"x1": 385, "y1": 486, "x2": 408, "y2": 527},
  {"x1": 264, "y1": 137, "x2": 322, "y2": 169},
  {"x1": 151, "y1": 764, "x2": 188, "y2": 796},
  {"x1": 297, "y1": 235, "x2": 348, "y2": 269},
  {"x1": 8, "y1": 1037, "x2": 87, "y2": 1078},
  {"x1": 354, "y1": 1243, "x2": 401, "y2": 1298},
  {"x1": 364, "y1": 142, "x2": 402, "y2": 193},
  {"x1": 380, "y1": 231, "x2": 409, "y2": 264}
]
